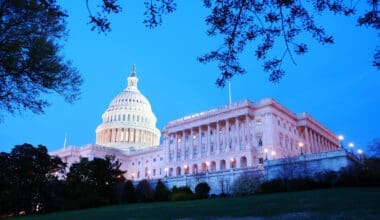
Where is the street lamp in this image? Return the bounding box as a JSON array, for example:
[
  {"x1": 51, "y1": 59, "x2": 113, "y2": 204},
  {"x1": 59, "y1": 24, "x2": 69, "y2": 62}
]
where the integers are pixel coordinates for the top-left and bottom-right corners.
[
  {"x1": 184, "y1": 165, "x2": 188, "y2": 175},
  {"x1": 230, "y1": 157, "x2": 235, "y2": 168},
  {"x1": 338, "y1": 135, "x2": 344, "y2": 148},
  {"x1": 271, "y1": 150, "x2": 276, "y2": 159},
  {"x1": 298, "y1": 142, "x2": 304, "y2": 155},
  {"x1": 147, "y1": 170, "x2": 151, "y2": 179},
  {"x1": 206, "y1": 161, "x2": 210, "y2": 172},
  {"x1": 348, "y1": 142, "x2": 354, "y2": 153},
  {"x1": 264, "y1": 148, "x2": 268, "y2": 160},
  {"x1": 357, "y1": 149, "x2": 363, "y2": 160},
  {"x1": 164, "y1": 167, "x2": 168, "y2": 177}
]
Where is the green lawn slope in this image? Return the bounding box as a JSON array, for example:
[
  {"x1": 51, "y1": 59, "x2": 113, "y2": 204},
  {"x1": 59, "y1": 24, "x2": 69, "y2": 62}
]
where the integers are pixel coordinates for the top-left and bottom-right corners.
[{"x1": 18, "y1": 188, "x2": 380, "y2": 219}]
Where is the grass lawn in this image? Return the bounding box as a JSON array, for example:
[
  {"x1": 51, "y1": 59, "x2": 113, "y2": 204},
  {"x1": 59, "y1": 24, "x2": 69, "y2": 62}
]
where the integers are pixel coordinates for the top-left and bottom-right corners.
[{"x1": 18, "y1": 187, "x2": 380, "y2": 219}]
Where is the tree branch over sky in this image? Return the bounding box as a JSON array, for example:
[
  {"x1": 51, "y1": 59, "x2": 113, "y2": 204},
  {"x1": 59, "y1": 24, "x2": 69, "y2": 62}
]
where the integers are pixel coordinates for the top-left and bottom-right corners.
[
  {"x1": 0, "y1": 1, "x2": 378, "y2": 119},
  {"x1": 0, "y1": 0, "x2": 83, "y2": 120},
  {"x1": 87, "y1": 0, "x2": 379, "y2": 87}
]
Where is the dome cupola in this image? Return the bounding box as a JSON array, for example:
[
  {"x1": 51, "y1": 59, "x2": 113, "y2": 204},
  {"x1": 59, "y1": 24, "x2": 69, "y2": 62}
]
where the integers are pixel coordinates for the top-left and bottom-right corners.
[{"x1": 95, "y1": 65, "x2": 161, "y2": 151}]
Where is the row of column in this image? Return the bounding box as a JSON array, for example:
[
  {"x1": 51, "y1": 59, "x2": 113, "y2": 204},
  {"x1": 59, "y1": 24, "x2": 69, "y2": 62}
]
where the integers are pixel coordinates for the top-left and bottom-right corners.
[
  {"x1": 164, "y1": 115, "x2": 252, "y2": 162},
  {"x1": 303, "y1": 127, "x2": 339, "y2": 154},
  {"x1": 97, "y1": 128, "x2": 157, "y2": 146}
]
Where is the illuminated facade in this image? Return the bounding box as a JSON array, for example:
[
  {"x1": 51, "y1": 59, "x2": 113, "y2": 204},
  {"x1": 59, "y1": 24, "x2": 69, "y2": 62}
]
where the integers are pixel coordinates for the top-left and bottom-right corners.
[{"x1": 52, "y1": 66, "x2": 354, "y2": 193}]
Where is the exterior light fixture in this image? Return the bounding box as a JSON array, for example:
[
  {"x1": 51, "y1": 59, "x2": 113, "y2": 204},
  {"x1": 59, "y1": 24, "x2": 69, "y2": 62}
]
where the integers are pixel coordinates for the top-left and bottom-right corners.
[
  {"x1": 264, "y1": 148, "x2": 268, "y2": 160},
  {"x1": 348, "y1": 142, "x2": 354, "y2": 153},
  {"x1": 271, "y1": 151, "x2": 276, "y2": 159},
  {"x1": 298, "y1": 142, "x2": 304, "y2": 155},
  {"x1": 338, "y1": 135, "x2": 344, "y2": 148}
]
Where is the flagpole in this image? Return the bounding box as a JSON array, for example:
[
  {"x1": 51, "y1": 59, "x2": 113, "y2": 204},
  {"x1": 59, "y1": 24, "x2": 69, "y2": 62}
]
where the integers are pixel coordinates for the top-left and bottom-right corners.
[{"x1": 63, "y1": 133, "x2": 67, "y2": 149}]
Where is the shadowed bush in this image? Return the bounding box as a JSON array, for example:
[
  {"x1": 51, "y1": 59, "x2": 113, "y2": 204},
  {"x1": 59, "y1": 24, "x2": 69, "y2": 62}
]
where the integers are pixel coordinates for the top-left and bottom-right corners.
[
  {"x1": 194, "y1": 182, "x2": 211, "y2": 199},
  {"x1": 171, "y1": 186, "x2": 193, "y2": 201},
  {"x1": 154, "y1": 179, "x2": 171, "y2": 201}
]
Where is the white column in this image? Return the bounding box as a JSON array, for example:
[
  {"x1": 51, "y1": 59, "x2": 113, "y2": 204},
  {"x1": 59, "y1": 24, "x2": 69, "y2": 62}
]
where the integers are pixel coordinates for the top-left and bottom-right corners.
[
  {"x1": 304, "y1": 127, "x2": 311, "y2": 154},
  {"x1": 181, "y1": 130, "x2": 185, "y2": 160},
  {"x1": 216, "y1": 122, "x2": 220, "y2": 154},
  {"x1": 207, "y1": 124, "x2": 211, "y2": 155},
  {"x1": 174, "y1": 132, "x2": 178, "y2": 162},
  {"x1": 190, "y1": 128, "x2": 194, "y2": 159},
  {"x1": 235, "y1": 117, "x2": 240, "y2": 150},
  {"x1": 110, "y1": 129, "x2": 115, "y2": 142},
  {"x1": 226, "y1": 120, "x2": 230, "y2": 152},
  {"x1": 198, "y1": 126, "x2": 202, "y2": 157},
  {"x1": 246, "y1": 115, "x2": 252, "y2": 147}
]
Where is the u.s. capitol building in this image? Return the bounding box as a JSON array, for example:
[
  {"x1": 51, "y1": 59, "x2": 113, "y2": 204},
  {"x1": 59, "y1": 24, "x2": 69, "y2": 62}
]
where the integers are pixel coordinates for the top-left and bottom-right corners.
[{"x1": 52, "y1": 66, "x2": 357, "y2": 193}]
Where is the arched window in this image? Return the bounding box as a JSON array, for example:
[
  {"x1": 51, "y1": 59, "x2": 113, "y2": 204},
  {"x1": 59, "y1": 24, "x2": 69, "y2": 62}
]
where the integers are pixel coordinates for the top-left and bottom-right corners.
[
  {"x1": 210, "y1": 161, "x2": 216, "y2": 172},
  {"x1": 201, "y1": 162, "x2": 207, "y2": 173},
  {"x1": 192, "y1": 164, "x2": 198, "y2": 174},
  {"x1": 176, "y1": 167, "x2": 181, "y2": 176},
  {"x1": 220, "y1": 160, "x2": 226, "y2": 170},
  {"x1": 240, "y1": 156, "x2": 247, "y2": 168}
]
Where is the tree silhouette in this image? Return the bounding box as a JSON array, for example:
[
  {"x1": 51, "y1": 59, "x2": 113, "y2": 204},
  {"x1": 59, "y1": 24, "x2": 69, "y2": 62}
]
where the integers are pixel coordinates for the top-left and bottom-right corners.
[
  {"x1": 153, "y1": 179, "x2": 171, "y2": 201},
  {"x1": 64, "y1": 156, "x2": 125, "y2": 209},
  {"x1": 0, "y1": 0, "x2": 83, "y2": 120},
  {"x1": 0, "y1": 144, "x2": 65, "y2": 215}
]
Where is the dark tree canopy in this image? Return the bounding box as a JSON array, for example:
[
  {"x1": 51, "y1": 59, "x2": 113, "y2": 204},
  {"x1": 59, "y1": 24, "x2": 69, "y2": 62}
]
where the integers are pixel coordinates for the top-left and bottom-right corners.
[
  {"x1": 194, "y1": 182, "x2": 211, "y2": 199},
  {"x1": 153, "y1": 179, "x2": 171, "y2": 201},
  {"x1": 65, "y1": 155, "x2": 125, "y2": 209},
  {"x1": 367, "y1": 138, "x2": 380, "y2": 158},
  {"x1": 0, "y1": 144, "x2": 65, "y2": 215},
  {"x1": 85, "y1": 0, "x2": 378, "y2": 87},
  {"x1": 135, "y1": 179, "x2": 153, "y2": 202},
  {"x1": 0, "y1": 0, "x2": 83, "y2": 119}
]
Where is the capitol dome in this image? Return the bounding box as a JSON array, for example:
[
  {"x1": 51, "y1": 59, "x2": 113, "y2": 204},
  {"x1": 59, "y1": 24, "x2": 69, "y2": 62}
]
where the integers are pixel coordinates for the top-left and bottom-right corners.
[{"x1": 95, "y1": 66, "x2": 161, "y2": 151}]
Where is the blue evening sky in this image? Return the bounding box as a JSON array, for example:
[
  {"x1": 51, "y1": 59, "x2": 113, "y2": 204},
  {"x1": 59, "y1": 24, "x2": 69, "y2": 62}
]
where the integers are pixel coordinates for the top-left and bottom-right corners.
[{"x1": 0, "y1": 1, "x2": 378, "y2": 153}]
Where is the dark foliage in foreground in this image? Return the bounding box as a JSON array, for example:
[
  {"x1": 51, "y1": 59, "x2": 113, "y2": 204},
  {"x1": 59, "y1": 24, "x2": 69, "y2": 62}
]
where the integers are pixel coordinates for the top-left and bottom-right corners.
[
  {"x1": 0, "y1": 0, "x2": 83, "y2": 120},
  {"x1": 2, "y1": 143, "x2": 380, "y2": 217},
  {"x1": 0, "y1": 144, "x2": 65, "y2": 215},
  {"x1": 63, "y1": 156, "x2": 125, "y2": 210},
  {"x1": 154, "y1": 179, "x2": 171, "y2": 201},
  {"x1": 194, "y1": 182, "x2": 211, "y2": 199}
]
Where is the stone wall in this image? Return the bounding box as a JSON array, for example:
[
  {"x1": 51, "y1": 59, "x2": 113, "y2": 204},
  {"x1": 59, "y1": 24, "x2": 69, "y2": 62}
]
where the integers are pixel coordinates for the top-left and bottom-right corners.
[
  {"x1": 263, "y1": 149, "x2": 359, "y2": 180},
  {"x1": 156, "y1": 149, "x2": 360, "y2": 194},
  {"x1": 161, "y1": 167, "x2": 264, "y2": 195}
]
